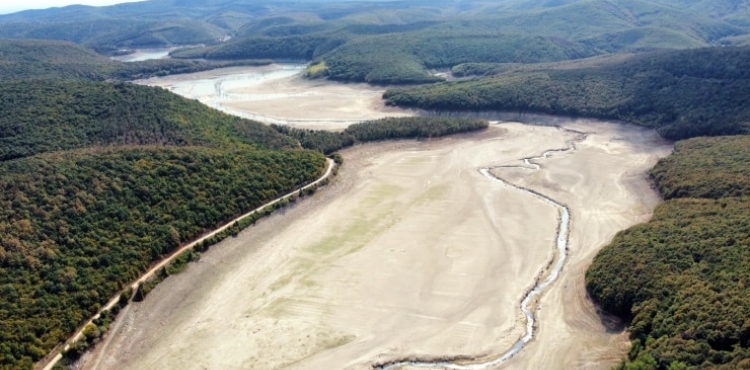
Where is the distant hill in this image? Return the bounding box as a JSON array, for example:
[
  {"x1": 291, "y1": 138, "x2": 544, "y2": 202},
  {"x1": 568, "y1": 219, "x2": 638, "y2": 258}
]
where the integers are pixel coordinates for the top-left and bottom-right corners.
[
  {"x1": 0, "y1": 35, "x2": 322, "y2": 369},
  {"x1": 383, "y1": 46, "x2": 750, "y2": 140},
  {"x1": 0, "y1": 39, "x2": 272, "y2": 81},
  {"x1": 0, "y1": 145, "x2": 326, "y2": 370},
  {"x1": 0, "y1": 78, "x2": 295, "y2": 161},
  {"x1": 2, "y1": 0, "x2": 750, "y2": 83}
]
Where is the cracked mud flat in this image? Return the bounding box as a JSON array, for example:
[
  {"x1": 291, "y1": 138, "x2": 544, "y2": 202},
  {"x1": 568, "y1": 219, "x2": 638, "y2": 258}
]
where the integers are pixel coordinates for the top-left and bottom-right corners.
[{"x1": 82, "y1": 120, "x2": 670, "y2": 370}]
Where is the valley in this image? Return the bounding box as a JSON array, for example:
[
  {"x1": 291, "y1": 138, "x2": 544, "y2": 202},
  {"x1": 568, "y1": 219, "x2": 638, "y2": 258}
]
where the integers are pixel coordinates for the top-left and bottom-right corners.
[
  {"x1": 79, "y1": 67, "x2": 671, "y2": 368},
  {"x1": 1, "y1": 1, "x2": 747, "y2": 369}
]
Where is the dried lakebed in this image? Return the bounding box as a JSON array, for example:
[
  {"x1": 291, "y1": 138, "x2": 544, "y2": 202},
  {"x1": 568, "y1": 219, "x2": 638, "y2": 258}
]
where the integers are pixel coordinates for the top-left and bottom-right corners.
[
  {"x1": 137, "y1": 64, "x2": 415, "y2": 130},
  {"x1": 83, "y1": 120, "x2": 671, "y2": 370},
  {"x1": 377, "y1": 131, "x2": 584, "y2": 370}
]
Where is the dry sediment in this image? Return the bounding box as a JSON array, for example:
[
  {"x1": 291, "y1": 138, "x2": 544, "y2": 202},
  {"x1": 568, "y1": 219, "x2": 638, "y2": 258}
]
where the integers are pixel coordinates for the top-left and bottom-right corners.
[{"x1": 82, "y1": 120, "x2": 670, "y2": 370}]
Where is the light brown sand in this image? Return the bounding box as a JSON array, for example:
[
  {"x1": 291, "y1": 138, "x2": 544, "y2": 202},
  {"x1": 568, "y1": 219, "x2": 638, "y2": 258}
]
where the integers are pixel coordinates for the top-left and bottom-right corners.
[
  {"x1": 223, "y1": 76, "x2": 415, "y2": 129},
  {"x1": 139, "y1": 65, "x2": 416, "y2": 131},
  {"x1": 82, "y1": 120, "x2": 670, "y2": 370}
]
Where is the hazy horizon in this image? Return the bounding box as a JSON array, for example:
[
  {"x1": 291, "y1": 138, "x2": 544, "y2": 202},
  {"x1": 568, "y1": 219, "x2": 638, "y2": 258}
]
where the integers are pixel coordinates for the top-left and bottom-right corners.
[{"x1": 0, "y1": 0, "x2": 146, "y2": 15}]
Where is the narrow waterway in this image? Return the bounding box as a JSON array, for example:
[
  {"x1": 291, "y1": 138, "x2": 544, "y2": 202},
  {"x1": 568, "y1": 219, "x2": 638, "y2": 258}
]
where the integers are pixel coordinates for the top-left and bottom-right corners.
[{"x1": 375, "y1": 131, "x2": 585, "y2": 370}]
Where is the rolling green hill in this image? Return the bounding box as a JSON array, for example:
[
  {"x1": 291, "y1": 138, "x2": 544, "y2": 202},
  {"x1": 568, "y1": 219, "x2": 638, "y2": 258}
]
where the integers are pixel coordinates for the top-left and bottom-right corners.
[
  {"x1": 319, "y1": 30, "x2": 597, "y2": 84},
  {"x1": 0, "y1": 78, "x2": 295, "y2": 161},
  {"x1": 4, "y1": 0, "x2": 744, "y2": 85},
  {"x1": 0, "y1": 39, "x2": 272, "y2": 81},
  {"x1": 167, "y1": 0, "x2": 749, "y2": 83},
  {"x1": 0, "y1": 39, "x2": 323, "y2": 369},
  {"x1": 0, "y1": 76, "x2": 325, "y2": 369},
  {"x1": 383, "y1": 46, "x2": 750, "y2": 140},
  {"x1": 0, "y1": 146, "x2": 325, "y2": 370},
  {"x1": 586, "y1": 135, "x2": 750, "y2": 369},
  {"x1": 273, "y1": 116, "x2": 489, "y2": 154}
]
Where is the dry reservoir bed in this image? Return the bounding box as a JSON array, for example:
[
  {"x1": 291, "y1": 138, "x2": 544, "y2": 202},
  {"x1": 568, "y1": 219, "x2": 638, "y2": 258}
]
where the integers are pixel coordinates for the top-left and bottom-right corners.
[
  {"x1": 82, "y1": 120, "x2": 670, "y2": 370},
  {"x1": 138, "y1": 64, "x2": 415, "y2": 130}
]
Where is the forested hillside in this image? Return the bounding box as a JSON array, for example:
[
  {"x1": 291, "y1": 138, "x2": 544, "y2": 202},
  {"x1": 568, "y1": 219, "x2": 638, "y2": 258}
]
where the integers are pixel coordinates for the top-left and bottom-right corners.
[
  {"x1": 0, "y1": 78, "x2": 295, "y2": 161},
  {"x1": 4, "y1": 0, "x2": 744, "y2": 84},
  {"x1": 2, "y1": 1, "x2": 750, "y2": 369},
  {"x1": 384, "y1": 47, "x2": 750, "y2": 140},
  {"x1": 0, "y1": 38, "x2": 327, "y2": 369},
  {"x1": 0, "y1": 147, "x2": 325, "y2": 369},
  {"x1": 273, "y1": 116, "x2": 489, "y2": 153},
  {"x1": 586, "y1": 136, "x2": 750, "y2": 369},
  {"x1": 165, "y1": 0, "x2": 750, "y2": 83},
  {"x1": 0, "y1": 39, "x2": 271, "y2": 81}
]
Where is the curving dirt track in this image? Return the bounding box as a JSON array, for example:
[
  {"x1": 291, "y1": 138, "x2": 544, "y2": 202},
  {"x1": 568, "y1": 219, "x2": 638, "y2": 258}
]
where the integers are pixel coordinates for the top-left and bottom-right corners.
[{"x1": 81, "y1": 120, "x2": 670, "y2": 370}]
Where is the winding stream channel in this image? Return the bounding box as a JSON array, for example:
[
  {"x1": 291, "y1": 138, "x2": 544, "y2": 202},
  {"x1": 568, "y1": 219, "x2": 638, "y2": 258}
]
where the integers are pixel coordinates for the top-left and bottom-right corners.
[{"x1": 376, "y1": 129, "x2": 586, "y2": 370}]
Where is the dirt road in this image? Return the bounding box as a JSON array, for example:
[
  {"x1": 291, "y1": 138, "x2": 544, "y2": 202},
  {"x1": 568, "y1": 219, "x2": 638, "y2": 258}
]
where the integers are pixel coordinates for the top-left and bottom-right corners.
[{"x1": 39, "y1": 159, "x2": 334, "y2": 370}]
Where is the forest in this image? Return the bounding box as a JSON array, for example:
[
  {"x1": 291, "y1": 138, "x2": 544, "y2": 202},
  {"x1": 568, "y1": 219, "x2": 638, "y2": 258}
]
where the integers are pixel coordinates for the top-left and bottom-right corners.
[
  {"x1": 0, "y1": 39, "x2": 330, "y2": 368},
  {"x1": 0, "y1": 147, "x2": 325, "y2": 369},
  {"x1": 383, "y1": 46, "x2": 750, "y2": 140},
  {"x1": 161, "y1": 0, "x2": 749, "y2": 84},
  {"x1": 2, "y1": 0, "x2": 750, "y2": 369},
  {"x1": 586, "y1": 135, "x2": 750, "y2": 369},
  {"x1": 0, "y1": 44, "x2": 493, "y2": 369},
  {"x1": 0, "y1": 78, "x2": 297, "y2": 161},
  {"x1": 0, "y1": 39, "x2": 271, "y2": 81},
  {"x1": 273, "y1": 116, "x2": 489, "y2": 154}
]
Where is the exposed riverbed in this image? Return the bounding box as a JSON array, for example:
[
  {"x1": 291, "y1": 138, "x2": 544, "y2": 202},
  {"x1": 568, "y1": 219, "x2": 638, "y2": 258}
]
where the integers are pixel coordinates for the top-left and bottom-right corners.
[{"x1": 137, "y1": 64, "x2": 415, "y2": 130}]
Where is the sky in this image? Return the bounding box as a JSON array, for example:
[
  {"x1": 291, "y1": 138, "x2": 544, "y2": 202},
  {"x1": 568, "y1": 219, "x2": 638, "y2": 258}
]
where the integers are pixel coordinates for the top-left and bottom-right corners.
[{"x1": 0, "y1": 0, "x2": 145, "y2": 15}]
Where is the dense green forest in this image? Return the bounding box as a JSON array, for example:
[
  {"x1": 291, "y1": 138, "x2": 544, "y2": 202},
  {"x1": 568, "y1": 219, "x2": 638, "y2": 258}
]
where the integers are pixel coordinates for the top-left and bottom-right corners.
[
  {"x1": 162, "y1": 0, "x2": 750, "y2": 83},
  {"x1": 0, "y1": 76, "x2": 328, "y2": 369},
  {"x1": 4, "y1": 0, "x2": 745, "y2": 84},
  {"x1": 0, "y1": 38, "x2": 330, "y2": 369},
  {"x1": 0, "y1": 39, "x2": 271, "y2": 81},
  {"x1": 0, "y1": 147, "x2": 325, "y2": 369},
  {"x1": 651, "y1": 137, "x2": 750, "y2": 200},
  {"x1": 586, "y1": 135, "x2": 750, "y2": 369},
  {"x1": 273, "y1": 117, "x2": 488, "y2": 154},
  {"x1": 384, "y1": 46, "x2": 750, "y2": 140},
  {"x1": 0, "y1": 78, "x2": 295, "y2": 161}
]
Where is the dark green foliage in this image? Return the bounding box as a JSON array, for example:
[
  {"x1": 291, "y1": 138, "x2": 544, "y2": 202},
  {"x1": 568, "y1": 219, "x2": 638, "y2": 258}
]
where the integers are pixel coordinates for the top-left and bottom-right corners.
[
  {"x1": 451, "y1": 63, "x2": 511, "y2": 77},
  {"x1": 0, "y1": 146, "x2": 326, "y2": 368},
  {"x1": 344, "y1": 117, "x2": 488, "y2": 141},
  {"x1": 321, "y1": 31, "x2": 596, "y2": 84},
  {"x1": 233, "y1": 28, "x2": 595, "y2": 84},
  {"x1": 166, "y1": 250, "x2": 201, "y2": 275},
  {"x1": 384, "y1": 47, "x2": 750, "y2": 140},
  {"x1": 170, "y1": 34, "x2": 345, "y2": 60},
  {"x1": 0, "y1": 38, "x2": 326, "y2": 368},
  {"x1": 272, "y1": 117, "x2": 488, "y2": 154},
  {"x1": 272, "y1": 125, "x2": 355, "y2": 155},
  {"x1": 0, "y1": 39, "x2": 272, "y2": 81},
  {"x1": 4, "y1": 0, "x2": 750, "y2": 86},
  {"x1": 651, "y1": 136, "x2": 750, "y2": 200},
  {"x1": 0, "y1": 78, "x2": 295, "y2": 161},
  {"x1": 74, "y1": 0, "x2": 750, "y2": 85},
  {"x1": 108, "y1": 58, "x2": 274, "y2": 80},
  {"x1": 586, "y1": 135, "x2": 750, "y2": 369},
  {"x1": 0, "y1": 18, "x2": 226, "y2": 50}
]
